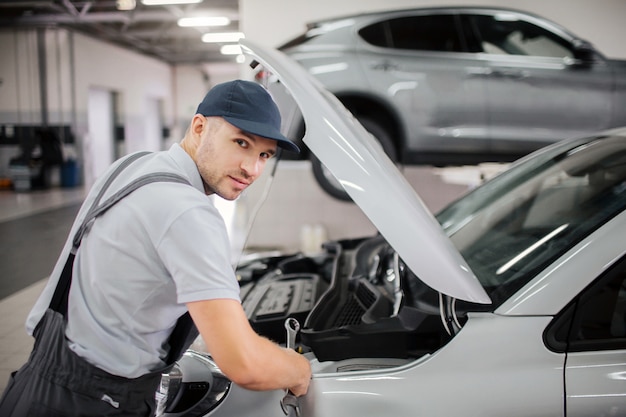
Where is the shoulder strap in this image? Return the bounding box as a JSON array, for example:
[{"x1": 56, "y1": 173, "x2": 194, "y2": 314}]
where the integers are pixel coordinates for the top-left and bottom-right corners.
[
  {"x1": 71, "y1": 172, "x2": 189, "y2": 251},
  {"x1": 48, "y1": 153, "x2": 199, "y2": 366},
  {"x1": 49, "y1": 154, "x2": 190, "y2": 314}
]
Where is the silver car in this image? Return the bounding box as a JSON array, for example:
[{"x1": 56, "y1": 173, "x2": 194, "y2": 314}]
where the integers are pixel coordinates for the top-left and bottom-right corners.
[
  {"x1": 263, "y1": 6, "x2": 626, "y2": 200},
  {"x1": 159, "y1": 41, "x2": 626, "y2": 417}
]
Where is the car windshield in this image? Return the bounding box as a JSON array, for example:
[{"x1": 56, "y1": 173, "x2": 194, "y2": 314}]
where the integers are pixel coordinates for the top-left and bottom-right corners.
[{"x1": 436, "y1": 133, "x2": 626, "y2": 308}]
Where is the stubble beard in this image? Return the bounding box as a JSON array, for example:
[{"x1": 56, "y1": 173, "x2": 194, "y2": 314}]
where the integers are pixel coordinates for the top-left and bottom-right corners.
[{"x1": 199, "y1": 167, "x2": 249, "y2": 201}]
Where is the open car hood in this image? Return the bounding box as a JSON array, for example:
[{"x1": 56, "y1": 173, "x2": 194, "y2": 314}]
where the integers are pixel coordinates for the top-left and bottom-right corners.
[{"x1": 241, "y1": 40, "x2": 490, "y2": 304}]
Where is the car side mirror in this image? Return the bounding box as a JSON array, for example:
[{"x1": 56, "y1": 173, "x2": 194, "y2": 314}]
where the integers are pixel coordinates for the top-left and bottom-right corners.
[{"x1": 565, "y1": 39, "x2": 600, "y2": 68}]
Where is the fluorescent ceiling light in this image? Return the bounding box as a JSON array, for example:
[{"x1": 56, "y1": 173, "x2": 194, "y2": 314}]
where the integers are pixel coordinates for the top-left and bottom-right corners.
[
  {"x1": 178, "y1": 16, "x2": 230, "y2": 27},
  {"x1": 202, "y1": 32, "x2": 244, "y2": 43},
  {"x1": 141, "y1": 0, "x2": 202, "y2": 5},
  {"x1": 116, "y1": 0, "x2": 136, "y2": 10},
  {"x1": 220, "y1": 44, "x2": 242, "y2": 55}
]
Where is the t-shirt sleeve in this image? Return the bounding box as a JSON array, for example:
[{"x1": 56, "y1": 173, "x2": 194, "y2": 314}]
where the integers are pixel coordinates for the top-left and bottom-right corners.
[{"x1": 157, "y1": 203, "x2": 241, "y2": 304}]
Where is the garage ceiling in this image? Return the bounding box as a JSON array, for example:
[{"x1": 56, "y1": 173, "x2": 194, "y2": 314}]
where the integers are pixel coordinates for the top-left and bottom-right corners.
[{"x1": 0, "y1": 0, "x2": 241, "y2": 65}]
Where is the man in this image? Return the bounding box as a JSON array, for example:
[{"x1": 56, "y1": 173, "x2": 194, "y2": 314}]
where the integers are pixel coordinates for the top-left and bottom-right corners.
[{"x1": 0, "y1": 80, "x2": 311, "y2": 416}]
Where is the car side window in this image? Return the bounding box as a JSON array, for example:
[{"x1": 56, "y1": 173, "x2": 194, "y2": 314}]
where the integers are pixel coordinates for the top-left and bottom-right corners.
[
  {"x1": 359, "y1": 14, "x2": 463, "y2": 52},
  {"x1": 571, "y1": 259, "x2": 626, "y2": 347},
  {"x1": 546, "y1": 256, "x2": 626, "y2": 353},
  {"x1": 468, "y1": 14, "x2": 573, "y2": 58}
]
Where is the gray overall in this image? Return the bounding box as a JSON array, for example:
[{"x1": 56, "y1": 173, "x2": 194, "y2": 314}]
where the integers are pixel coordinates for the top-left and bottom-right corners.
[{"x1": 0, "y1": 153, "x2": 199, "y2": 416}]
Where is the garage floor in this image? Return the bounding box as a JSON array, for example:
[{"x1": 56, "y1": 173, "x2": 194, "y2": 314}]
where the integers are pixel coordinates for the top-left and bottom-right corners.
[{"x1": 0, "y1": 161, "x2": 506, "y2": 392}]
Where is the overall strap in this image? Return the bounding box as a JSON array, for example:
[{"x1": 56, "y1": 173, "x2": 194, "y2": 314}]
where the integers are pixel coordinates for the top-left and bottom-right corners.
[
  {"x1": 85, "y1": 151, "x2": 151, "y2": 215},
  {"x1": 49, "y1": 154, "x2": 190, "y2": 314},
  {"x1": 48, "y1": 153, "x2": 198, "y2": 365},
  {"x1": 71, "y1": 172, "x2": 190, "y2": 251}
]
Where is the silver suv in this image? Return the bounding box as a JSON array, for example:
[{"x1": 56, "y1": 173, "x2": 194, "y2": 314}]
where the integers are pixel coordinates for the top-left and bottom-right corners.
[{"x1": 266, "y1": 6, "x2": 626, "y2": 200}]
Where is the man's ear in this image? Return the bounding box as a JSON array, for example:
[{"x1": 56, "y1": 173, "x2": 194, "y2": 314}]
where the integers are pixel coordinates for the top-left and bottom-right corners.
[
  {"x1": 180, "y1": 115, "x2": 206, "y2": 157},
  {"x1": 191, "y1": 114, "x2": 206, "y2": 138}
]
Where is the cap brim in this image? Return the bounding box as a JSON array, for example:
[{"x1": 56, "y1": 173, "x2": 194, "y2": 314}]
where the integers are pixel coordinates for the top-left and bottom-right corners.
[{"x1": 225, "y1": 116, "x2": 300, "y2": 153}]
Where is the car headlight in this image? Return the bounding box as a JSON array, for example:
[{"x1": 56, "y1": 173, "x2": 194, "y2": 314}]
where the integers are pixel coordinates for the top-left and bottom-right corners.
[{"x1": 158, "y1": 350, "x2": 231, "y2": 417}]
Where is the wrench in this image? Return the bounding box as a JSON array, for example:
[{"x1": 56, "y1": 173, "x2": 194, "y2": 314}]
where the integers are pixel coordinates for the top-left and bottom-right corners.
[
  {"x1": 284, "y1": 317, "x2": 300, "y2": 350},
  {"x1": 280, "y1": 318, "x2": 301, "y2": 416}
]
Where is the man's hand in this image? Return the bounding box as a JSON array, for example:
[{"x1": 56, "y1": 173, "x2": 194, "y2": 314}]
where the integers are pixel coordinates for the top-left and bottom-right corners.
[
  {"x1": 187, "y1": 299, "x2": 312, "y2": 394},
  {"x1": 283, "y1": 348, "x2": 310, "y2": 396}
]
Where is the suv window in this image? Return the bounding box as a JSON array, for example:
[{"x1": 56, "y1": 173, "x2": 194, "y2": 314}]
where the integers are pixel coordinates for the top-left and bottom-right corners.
[
  {"x1": 468, "y1": 14, "x2": 573, "y2": 58},
  {"x1": 570, "y1": 257, "x2": 626, "y2": 348},
  {"x1": 546, "y1": 256, "x2": 626, "y2": 352},
  {"x1": 359, "y1": 14, "x2": 463, "y2": 52}
]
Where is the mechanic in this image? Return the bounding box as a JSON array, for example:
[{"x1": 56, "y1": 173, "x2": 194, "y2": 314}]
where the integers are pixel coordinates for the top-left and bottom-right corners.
[{"x1": 0, "y1": 80, "x2": 312, "y2": 416}]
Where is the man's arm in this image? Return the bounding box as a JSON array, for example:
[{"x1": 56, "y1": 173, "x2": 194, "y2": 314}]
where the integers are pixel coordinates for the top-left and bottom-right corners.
[{"x1": 186, "y1": 298, "x2": 311, "y2": 396}]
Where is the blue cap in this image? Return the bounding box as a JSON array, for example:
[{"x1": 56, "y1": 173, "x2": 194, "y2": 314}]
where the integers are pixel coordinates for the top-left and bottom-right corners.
[{"x1": 195, "y1": 80, "x2": 300, "y2": 153}]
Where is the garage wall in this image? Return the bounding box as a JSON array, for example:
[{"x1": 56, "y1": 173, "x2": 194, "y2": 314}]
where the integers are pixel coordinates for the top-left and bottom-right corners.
[
  {"x1": 0, "y1": 28, "x2": 175, "y2": 186},
  {"x1": 0, "y1": 27, "x2": 244, "y2": 186},
  {"x1": 72, "y1": 32, "x2": 174, "y2": 185},
  {"x1": 241, "y1": 0, "x2": 626, "y2": 59},
  {"x1": 0, "y1": 31, "x2": 42, "y2": 179}
]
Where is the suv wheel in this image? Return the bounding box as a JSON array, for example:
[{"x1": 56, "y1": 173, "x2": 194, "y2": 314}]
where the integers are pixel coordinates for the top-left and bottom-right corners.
[{"x1": 311, "y1": 117, "x2": 397, "y2": 201}]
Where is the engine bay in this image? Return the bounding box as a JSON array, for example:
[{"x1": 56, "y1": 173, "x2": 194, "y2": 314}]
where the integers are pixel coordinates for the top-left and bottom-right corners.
[{"x1": 237, "y1": 234, "x2": 463, "y2": 362}]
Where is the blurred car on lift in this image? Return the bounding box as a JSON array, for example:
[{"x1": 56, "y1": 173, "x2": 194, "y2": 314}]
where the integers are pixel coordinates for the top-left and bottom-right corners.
[
  {"x1": 257, "y1": 6, "x2": 626, "y2": 200},
  {"x1": 157, "y1": 40, "x2": 626, "y2": 417}
]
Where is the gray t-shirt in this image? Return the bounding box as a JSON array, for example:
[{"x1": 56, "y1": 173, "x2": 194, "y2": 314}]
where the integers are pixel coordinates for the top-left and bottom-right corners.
[{"x1": 26, "y1": 144, "x2": 241, "y2": 377}]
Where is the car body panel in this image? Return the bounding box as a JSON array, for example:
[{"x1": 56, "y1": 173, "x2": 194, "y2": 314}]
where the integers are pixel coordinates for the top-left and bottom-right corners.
[
  {"x1": 356, "y1": 47, "x2": 490, "y2": 152},
  {"x1": 241, "y1": 39, "x2": 490, "y2": 304},
  {"x1": 306, "y1": 315, "x2": 564, "y2": 417},
  {"x1": 207, "y1": 314, "x2": 565, "y2": 417},
  {"x1": 483, "y1": 54, "x2": 613, "y2": 148},
  {"x1": 566, "y1": 349, "x2": 626, "y2": 416}
]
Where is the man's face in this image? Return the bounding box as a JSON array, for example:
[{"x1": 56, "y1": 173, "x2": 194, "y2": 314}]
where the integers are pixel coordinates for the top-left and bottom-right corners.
[{"x1": 195, "y1": 117, "x2": 277, "y2": 200}]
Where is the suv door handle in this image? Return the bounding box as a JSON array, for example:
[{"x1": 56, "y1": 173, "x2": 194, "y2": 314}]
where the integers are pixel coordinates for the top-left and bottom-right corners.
[
  {"x1": 491, "y1": 69, "x2": 529, "y2": 79},
  {"x1": 466, "y1": 67, "x2": 493, "y2": 76},
  {"x1": 371, "y1": 61, "x2": 398, "y2": 71}
]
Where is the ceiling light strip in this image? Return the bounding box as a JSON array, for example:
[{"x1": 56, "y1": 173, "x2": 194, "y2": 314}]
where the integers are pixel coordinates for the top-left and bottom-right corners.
[
  {"x1": 177, "y1": 16, "x2": 230, "y2": 27},
  {"x1": 141, "y1": 0, "x2": 202, "y2": 5}
]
